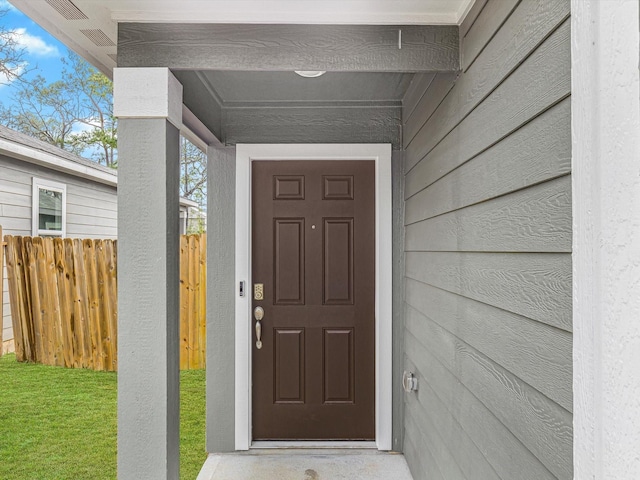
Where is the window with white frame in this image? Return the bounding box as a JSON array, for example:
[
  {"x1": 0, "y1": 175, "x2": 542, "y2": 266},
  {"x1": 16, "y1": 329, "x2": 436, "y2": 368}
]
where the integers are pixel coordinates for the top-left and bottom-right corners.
[{"x1": 32, "y1": 177, "x2": 66, "y2": 237}]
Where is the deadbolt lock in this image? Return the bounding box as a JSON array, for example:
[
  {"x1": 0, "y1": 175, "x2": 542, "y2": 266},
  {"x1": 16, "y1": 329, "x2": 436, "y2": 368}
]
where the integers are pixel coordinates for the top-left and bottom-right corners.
[{"x1": 254, "y1": 283, "x2": 264, "y2": 300}]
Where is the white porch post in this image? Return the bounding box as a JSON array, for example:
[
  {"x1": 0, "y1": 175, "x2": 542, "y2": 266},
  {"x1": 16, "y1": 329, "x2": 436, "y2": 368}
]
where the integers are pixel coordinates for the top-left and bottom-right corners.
[
  {"x1": 572, "y1": 1, "x2": 640, "y2": 479},
  {"x1": 114, "y1": 68, "x2": 183, "y2": 480}
]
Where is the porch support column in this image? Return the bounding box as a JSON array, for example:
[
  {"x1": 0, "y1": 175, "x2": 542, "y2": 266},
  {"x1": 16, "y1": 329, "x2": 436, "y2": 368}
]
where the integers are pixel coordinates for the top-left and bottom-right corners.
[
  {"x1": 114, "y1": 68, "x2": 183, "y2": 480},
  {"x1": 572, "y1": 1, "x2": 640, "y2": 478},
  {"x1": 206, "y1": 146, "x2": 236, "y2": 452}
]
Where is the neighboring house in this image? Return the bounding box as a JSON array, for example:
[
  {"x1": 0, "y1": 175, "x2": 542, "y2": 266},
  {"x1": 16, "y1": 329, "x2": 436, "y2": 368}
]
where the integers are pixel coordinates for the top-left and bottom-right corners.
[
  {"x1": 8, "y1": 1, "x2": 640, "y2": 480},
  {"x1": 0, "y1": 124, "x2": 198, "y2": 353}
]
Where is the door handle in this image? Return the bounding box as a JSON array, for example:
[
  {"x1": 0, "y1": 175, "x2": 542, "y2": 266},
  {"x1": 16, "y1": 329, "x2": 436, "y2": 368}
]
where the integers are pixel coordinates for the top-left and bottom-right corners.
[{"x1": 254, "y1": 306, "x2": 264, "y2": 349}]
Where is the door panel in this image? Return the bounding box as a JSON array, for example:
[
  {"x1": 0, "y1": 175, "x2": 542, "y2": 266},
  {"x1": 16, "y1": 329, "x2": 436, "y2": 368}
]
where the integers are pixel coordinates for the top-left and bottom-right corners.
[
  {"x1": 274, "y1": 328, "x2": 305, "y2": 404},
  {"x1": 323, "y1": 328, "x2": 355, "y2": 404},
  {"x1": 252, "y1": 160, "x2": 375, "y2": 440},
  {"x1": 274, "y1": 218, "x2": 305, "y2": 305},
  {"x1": 323, "y1": 218, "x2": 354, "y2": 305}
]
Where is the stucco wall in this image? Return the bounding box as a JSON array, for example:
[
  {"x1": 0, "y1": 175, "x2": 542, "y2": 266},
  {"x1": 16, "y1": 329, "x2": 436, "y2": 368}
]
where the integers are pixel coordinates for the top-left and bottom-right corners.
[{"x1": 572, "y1": 1, "x2": 640, "y2": 478}]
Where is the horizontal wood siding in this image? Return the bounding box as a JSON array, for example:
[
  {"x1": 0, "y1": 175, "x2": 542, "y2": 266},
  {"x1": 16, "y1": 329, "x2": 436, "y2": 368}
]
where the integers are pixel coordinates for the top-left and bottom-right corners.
[
  {"x1": 401, "y1": 1, "x2": 572, "y2": 479},
  {"x1": 223, "y1": 105, "x2": 402, "y2": 149},
  {"x1": 118, "y1": 24, "x2": 460, "y2": 72},
  {"x1": 1, "y1": 155, "x2": 118, "y2": 350}
]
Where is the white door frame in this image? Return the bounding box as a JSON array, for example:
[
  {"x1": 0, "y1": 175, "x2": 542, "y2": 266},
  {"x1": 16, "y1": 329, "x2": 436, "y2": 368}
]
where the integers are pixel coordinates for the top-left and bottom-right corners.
[{"x1": 234, "y1": 143, "x2": 393, "y2": 450}]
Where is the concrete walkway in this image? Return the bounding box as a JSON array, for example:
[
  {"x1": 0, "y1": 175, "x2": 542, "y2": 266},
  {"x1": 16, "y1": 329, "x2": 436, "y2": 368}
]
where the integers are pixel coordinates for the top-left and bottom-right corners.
[{"x1": 196, "y1": 449, "x2": 414, "y2": 480}]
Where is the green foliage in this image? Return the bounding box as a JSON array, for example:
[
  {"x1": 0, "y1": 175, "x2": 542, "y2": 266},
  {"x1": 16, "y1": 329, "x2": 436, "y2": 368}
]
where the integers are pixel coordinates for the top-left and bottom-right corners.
[
  {"x1": 186, "y1": 213, "x2": 207, "y2": 235},
  {"x1": 0, "y1": 354, "x2": 206, "y2": 479}
]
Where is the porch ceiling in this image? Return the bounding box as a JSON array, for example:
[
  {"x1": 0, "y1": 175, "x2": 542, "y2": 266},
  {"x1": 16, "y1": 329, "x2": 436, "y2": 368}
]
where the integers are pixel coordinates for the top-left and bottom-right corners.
[
  {"x1": 9, "y1": 0, "x2": 469, "y2": 147},
  {"x1": 173, "y1": 69, "x2": 415, "y2": 148},
  {"x1": 192, "y1": 71, "x2": 413, "y2": 105}
]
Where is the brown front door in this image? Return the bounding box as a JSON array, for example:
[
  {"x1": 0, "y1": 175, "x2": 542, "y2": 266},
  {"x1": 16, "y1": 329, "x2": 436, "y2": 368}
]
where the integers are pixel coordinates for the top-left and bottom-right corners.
[{"x1": 251, "y1": 160, "x2": 375, "y2": 440}]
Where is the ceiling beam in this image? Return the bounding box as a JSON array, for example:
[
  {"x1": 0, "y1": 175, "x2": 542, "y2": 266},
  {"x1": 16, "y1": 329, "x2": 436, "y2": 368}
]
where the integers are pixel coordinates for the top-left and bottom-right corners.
[
  {"x1": 173, "y1": 71, "x2": 224, "y2": 141},
  {"x1": 118, "y1": 24, "x2": 459, "y2": 72}
]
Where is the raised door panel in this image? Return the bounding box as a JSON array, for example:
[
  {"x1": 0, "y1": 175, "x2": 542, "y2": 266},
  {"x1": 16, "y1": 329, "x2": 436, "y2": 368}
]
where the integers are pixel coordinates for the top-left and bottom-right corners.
[
  {"x1": 274, "y1": 328, "x2": 305, "y2": 404},
  {"x1": 323, "y1": 328, "x2": 355, "y2": 404},
  {"x1": 323, "y1": 218, "x2": 354, "y2": 305},
  {"x1": 323, "y1": 175, "x2": 354, "y2": 200},
  {"x1": 274, "y1": 175, "x2": 305, "y2": 200},
  {"x1": 274, "y1": 218, "x2": 305, "y2": 305}
]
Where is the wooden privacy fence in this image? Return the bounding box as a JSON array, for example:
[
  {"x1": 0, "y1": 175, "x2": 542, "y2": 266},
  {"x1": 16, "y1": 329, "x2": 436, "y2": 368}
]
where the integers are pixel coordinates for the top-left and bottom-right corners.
[
  {"x1": 2, "y1": 234, "x2": 206, "y2": 371},
  {"x1": 179, "y1": 234, "x2": 207, "y2": 370}
]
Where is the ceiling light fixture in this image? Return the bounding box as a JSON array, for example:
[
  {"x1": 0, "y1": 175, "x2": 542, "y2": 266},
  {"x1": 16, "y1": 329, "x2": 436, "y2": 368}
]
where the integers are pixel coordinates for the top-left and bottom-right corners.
[{"x1": 294, "y1": 71, "x2": 326, "y2": 78}]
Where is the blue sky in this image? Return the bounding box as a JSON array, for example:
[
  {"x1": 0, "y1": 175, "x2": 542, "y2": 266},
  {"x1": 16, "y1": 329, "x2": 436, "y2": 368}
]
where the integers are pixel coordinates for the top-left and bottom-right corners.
[{"x1": 0, "y1": 0, "x2": 68, "y2": 106}]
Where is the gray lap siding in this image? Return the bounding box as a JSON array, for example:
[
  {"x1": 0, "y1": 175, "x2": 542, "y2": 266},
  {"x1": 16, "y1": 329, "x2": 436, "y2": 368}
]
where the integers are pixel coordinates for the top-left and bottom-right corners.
[{"x1": 401, "y1": 0, "x2": 572, "y2": 479}]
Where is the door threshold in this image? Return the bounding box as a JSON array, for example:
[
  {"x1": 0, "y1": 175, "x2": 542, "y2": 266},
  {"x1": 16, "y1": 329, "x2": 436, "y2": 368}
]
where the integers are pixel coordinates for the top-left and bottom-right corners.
[{"x1": 251, "y1": 441, "x2": 377, "y2": 449}]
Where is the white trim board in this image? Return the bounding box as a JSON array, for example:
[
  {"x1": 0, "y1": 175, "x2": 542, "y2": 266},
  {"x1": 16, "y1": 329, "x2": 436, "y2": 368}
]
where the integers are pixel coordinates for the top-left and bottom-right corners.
[
  {"x1": 32, "y1": 177, "x2": 67, "y2": 238},
  {"x1": 235, "y1": 143, "x2": 393, "y2": 451}
]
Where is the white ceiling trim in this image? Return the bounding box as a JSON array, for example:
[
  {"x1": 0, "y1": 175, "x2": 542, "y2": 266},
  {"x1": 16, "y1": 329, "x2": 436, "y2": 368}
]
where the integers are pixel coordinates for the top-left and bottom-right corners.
[
  {"x1": 110, "y1": 11, "x2": 459, "y2": 26},
  {"x1": 456, "y1": 0, "x2": 477, "y2": 24},
  {"x1": 108, "y1": 0, "x2": 475, "y2": 25}
]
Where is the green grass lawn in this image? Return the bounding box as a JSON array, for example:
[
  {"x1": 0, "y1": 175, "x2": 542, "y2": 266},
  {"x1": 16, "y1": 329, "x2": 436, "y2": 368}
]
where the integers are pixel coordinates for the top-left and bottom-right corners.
[{"x1": 0, "y1": 354, "x2": 206, "y2": 479}]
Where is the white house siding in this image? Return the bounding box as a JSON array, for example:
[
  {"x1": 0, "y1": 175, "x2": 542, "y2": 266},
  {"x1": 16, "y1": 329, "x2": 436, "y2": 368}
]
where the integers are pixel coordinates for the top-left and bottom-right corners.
[
  {"x1": 1, "y1": 154, "x2": 117, "y2": 352},
  {"x1": 401, "y1": 1, "x2": 572, "y2": 479}
]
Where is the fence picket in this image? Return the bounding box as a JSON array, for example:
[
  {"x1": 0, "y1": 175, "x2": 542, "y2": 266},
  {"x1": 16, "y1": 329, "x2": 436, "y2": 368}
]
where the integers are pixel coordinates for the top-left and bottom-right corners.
[
  {"x1": 4, "y1": 237, "x2": 26, "y2": 361},
  {"x1": 108, "y1": 240, "x2": 118, "y2": 370},
  {"x1": 54, "y1": 238, "x2": 74, "y2": 367},
  {"x1": 192, "y1": 235, "x2": 201, "y2": 368},
  {"x1": 188, "y1": 235, "x2": 197, "y2": 369},
  {"x1": 198, "y1": 235, "x2": 207, "y2": 368},
  {"x1": 95, "y1": 240, "x2": 112, "y2": 371},
  {"x1": 62, "y1": 239, "x2": 79, "y2": 367},
  {"x1": 85, "y1": 240, "x2": 104, "y2": 370},
  {"x1": 44, "y1": 239, "x2": 64, "y2": 367},
  {"x1": 36, "y1": 238, "x2": 55, "y2": 365},
  {"x1": 179, "y1": 235, "x2": 189, "y2": 369},
  {"x1": 24, "y1": 239, "x2": 45, "y2": 363},
  {"x1": 102, "y1": 240, "x2": 117, "y2": 371},
  {"x1": 73, "y1": 239, "x2": 93, "y2": 369}
]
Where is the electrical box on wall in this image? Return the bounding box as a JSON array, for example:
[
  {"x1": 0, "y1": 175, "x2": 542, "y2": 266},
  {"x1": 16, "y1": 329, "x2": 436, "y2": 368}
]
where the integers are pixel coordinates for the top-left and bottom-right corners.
[{"x1": 402, "y1": 371, "x2": 418, "y2": 393}]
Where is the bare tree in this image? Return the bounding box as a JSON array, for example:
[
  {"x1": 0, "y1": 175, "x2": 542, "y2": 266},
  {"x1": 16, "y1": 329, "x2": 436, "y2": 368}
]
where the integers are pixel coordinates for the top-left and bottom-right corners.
[
  {"x1": 0, "y1": 9, "x2": 30, "y2": 85},
  {"x1": 0, "y1": 46, "x2": 206, "y2": 202},
  {"x1": 180, "y1": 135, "x2": 207, "y2": 206},
  {"x1": 0, "y1": 74, "x2": 82, "y2": 151},
  {"x1": 63, "y1": 54, "x2": 117, "y2": 167},
  {"x1": 0, "y1": 50, "x2": 115, "y2": 165}
]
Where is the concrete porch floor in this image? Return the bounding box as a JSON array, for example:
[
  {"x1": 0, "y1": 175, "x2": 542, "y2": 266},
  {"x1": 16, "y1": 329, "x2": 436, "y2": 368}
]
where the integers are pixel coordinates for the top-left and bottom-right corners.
[{"x1": 196, "y1": 449, "x2": 414, "y2": 480}]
